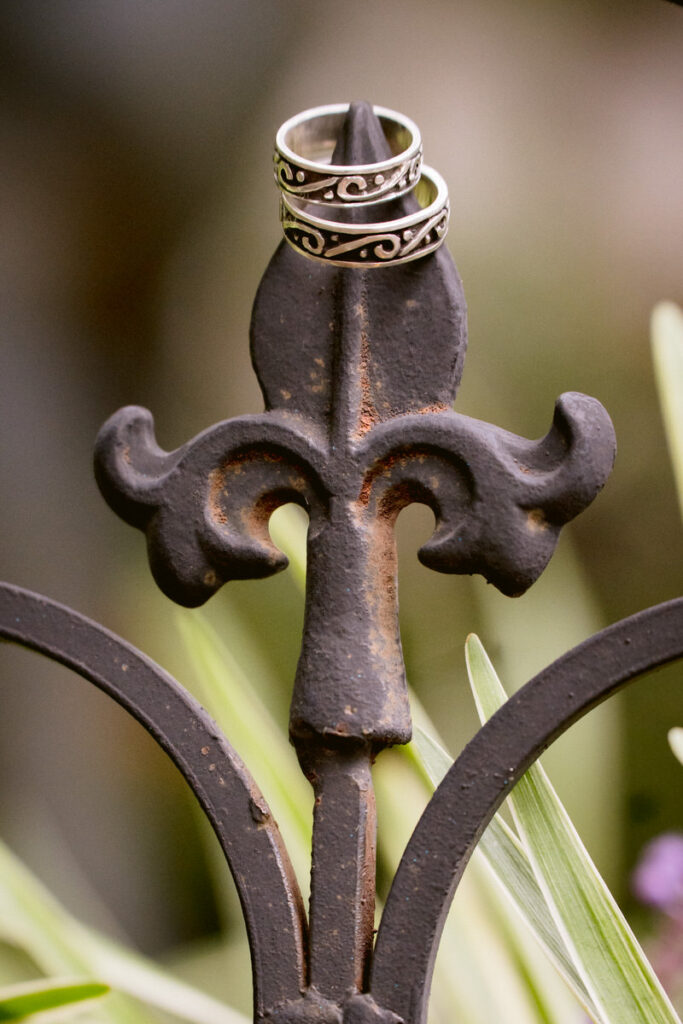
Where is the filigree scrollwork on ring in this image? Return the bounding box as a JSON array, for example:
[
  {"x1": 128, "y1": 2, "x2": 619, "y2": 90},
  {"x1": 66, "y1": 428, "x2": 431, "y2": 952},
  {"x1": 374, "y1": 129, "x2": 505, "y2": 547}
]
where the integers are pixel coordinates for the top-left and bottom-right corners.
[
  {"x1": 274, "y1": 153, "x2": 422, "y2": 206},
  {"x1": 275, "y1": 103, "x2": 422, "y2": 206},
  {"x1": 280, "y1": 166, "x2": 450, "y2": 267}
]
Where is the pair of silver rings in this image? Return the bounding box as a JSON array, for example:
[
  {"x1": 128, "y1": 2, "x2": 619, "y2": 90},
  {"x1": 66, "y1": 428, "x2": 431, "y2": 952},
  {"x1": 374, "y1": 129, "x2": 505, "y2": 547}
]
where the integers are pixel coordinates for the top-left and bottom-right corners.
[{"x1": 274, "y1": 104, "x2": 449, "y2": 268}]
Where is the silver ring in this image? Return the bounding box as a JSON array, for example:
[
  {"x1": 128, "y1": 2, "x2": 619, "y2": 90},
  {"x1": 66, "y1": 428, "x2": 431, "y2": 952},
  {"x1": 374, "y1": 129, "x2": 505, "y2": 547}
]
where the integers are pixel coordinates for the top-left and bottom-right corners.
[
  {"x1": 280, "y1": 165, "x2": 449, "y2": 268},
  {"x1": 274, "y1": 103, "x2": 422, "y2": 206}
]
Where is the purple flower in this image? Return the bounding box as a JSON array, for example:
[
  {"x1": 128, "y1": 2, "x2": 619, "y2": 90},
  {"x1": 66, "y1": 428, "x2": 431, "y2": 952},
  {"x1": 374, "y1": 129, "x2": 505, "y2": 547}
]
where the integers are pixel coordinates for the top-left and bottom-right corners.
[{"x1": 632, "y1": 832, "x2": 683, "y2": 916}]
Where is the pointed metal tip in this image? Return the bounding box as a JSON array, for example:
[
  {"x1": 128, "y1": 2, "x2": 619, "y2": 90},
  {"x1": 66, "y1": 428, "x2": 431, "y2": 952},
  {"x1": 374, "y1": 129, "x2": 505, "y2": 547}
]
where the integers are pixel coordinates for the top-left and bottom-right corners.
[{"x1": 331, "y1": 101, "x2": 393, "y2": 166}]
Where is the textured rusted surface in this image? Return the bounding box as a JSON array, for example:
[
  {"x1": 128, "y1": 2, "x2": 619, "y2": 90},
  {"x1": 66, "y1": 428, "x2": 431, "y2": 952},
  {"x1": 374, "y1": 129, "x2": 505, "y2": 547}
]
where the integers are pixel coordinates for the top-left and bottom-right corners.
[
  {"x1": 95, "y1": 103, "x2": 616, "y2": 754},
  {"x1": 91, "y1": 102, "x2": 622, "y2": 1023},
  {"x1": 301, "y1": 746, "x2": 376, "y2": 1000},
  {"x1": 4, "y1": 102, "x2": 671, "y2": 1024}
]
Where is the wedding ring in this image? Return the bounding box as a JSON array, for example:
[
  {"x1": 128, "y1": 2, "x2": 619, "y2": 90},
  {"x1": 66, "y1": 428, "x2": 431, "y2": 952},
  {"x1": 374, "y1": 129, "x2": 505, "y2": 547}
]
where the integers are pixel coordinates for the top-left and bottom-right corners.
[
  {"x1": 280, "y1": 165, "x2": 449, "y2": 268},
  {"x1": 274, "y1": 104, "x2": 422, "y2": 206}
]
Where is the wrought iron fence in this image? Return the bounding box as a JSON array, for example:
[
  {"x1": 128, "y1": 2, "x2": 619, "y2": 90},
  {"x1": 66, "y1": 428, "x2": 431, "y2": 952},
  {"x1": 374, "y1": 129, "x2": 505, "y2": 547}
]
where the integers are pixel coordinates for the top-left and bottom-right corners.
[{"x1": 1, "y1": 102, "x2": 681, "y2": 1024}]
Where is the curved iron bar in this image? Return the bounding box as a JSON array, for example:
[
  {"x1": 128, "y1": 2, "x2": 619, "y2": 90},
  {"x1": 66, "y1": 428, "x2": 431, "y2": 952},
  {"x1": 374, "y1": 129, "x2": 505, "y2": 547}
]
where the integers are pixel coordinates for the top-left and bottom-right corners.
[
  {"x1": 0, "y1": 582, "x2": 307, "y2": 1020},
  {"x1": 371, "y1": 597, "x2": 683, "y2": 1024}
]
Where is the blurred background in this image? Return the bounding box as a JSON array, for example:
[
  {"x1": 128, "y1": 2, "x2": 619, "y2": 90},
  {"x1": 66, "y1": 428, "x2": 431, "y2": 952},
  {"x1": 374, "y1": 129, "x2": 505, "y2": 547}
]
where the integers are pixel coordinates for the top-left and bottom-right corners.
[{"x1": 0, "y1": 0, "x2": 681, "y2": 1004}]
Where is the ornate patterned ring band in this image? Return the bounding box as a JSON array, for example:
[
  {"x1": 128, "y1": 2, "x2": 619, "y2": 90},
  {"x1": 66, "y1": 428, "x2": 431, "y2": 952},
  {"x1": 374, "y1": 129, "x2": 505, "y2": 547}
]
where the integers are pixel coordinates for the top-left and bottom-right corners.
[
  {"x1": 280, "y1": 165, "x2": 449, "y2": 268},
  {"x1": 274, "y1": 103, "x2": 422, "y2": 206}
]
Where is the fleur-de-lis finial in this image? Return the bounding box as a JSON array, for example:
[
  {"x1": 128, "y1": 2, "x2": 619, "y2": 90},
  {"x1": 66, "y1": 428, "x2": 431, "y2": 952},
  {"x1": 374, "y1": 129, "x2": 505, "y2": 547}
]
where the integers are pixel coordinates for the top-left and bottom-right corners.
[
  {"x1": 96, "y1": 101, "x2": 615, "y2": 752},
  {"x1": 94, "y1": 102, "x2": 616, "y2": 1022}
]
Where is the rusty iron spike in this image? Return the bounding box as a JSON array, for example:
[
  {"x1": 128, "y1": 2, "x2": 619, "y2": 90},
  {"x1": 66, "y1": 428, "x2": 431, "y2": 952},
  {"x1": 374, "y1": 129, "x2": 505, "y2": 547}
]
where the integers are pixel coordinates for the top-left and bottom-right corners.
[{"x1": 58, "y1": 100, "x2": 646, "y2": 1024}]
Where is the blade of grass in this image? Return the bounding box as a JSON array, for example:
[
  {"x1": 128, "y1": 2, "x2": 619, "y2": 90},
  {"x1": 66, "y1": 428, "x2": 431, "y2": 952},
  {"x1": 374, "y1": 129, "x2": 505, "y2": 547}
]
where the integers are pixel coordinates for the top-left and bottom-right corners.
[
  {"x1": 412, "y1": 724, "x2": 595, "y2": 1016},
  {"x1": 0, "y1": 978, "x2": 108, "y2": 1021},
  {"x1": 469, "y1": 858, "x2": 583, "y2": 1024},
  {"x1": 651, "y1": 302, "x2": 683, "y2": 520},
  {"x1": 175, "y1": 611, "x2": 312, "y2": 898},
  {"x1": 374, "y1": 752, "x2": 548, "y2": 1024},
  {"x1": 470, "y1": 540, "x2": 622, "y2": 884},
  {"x1": 0, "y1": 838, "x2": 248, "y2": 1024},
  {"x1": 668, "y1": 728, "x2": 683, "y2": 767},
  {"x1": 83, "y1": 934, "x2": 249, "y2": 1024},
  {"x1": 268, "y1": 506, "x2": 307, "y2": 593},
  {"x1": 466, "y1": 633, "x2": 682, "y2": 1024}
]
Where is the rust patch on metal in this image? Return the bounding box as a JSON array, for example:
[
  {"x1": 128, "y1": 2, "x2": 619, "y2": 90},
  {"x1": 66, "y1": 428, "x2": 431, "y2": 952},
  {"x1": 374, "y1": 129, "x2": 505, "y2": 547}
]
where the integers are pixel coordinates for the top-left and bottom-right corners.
[
  {"x1": 364, "y1": 515, "x2": 400, "y2": 666},
  {"x1": 243, "y1": 493, "x2": 285, "y2": 544},
  {"x1": 208, "y1": 467, "x2": 229, "y2": 525},
  {"x1": 356, "y1": 297, "x2": 379, "y2": 437},
  {"x1": 209, "y1": 452, "x2": 310, "y2": 542},
  {"x1": 356, "y1": 448, "x2": 442, "y2": 519},
  {"x1": 526, "y1": 508, "x2": 549, "y2": 532},
  {"x1": 355, "y1": 451, "x2": 406, "y2": 511},
  {"x1": 249, "y1": 796, "x2": 271, "y2": 824},
  {"x1": 357, "y1": 475, "x2": 373, "y2": 508},
  {"x1": 415, "y1": 402, "x2": 450, "y2": 416}
]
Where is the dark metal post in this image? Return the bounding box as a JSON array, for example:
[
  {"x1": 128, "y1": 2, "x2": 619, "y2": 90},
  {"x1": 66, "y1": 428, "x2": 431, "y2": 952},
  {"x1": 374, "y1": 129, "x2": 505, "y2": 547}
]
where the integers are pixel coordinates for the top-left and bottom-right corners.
[{"x1": 303, "y1": 745, "x2": 376, "y2": 998}]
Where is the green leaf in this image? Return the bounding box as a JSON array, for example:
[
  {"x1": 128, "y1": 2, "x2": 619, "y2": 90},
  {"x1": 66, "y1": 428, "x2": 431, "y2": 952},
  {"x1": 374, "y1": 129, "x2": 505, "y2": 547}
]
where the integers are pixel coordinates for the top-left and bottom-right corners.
[
  {"x1": 175, "y1": 610, "x2": 313, "y2": 898},
  {"x1": 412, "y1": 725, "x2": 597, "y2": 1019},
  {"x1": 374, "y1": 751, "x2": 569, "y2": 1024},
  {"x1": 465, "y1": 633, "x2": 682, "y2": 1024},
  {"x1": 268, "y1": 505, "x2": 307, "y2": 592},
  {"x1": 668, "y1": 727, "x2": 683, "y2": 767},
  {"x1": 409, "y1": 724, "x2": 451, "y2": 788},
  {"x1": 651, "y1": 301, "x2": 683, "y2": 521},
  {"x1": 0, "y1": 838, "x2": 249, "y2": 1024},
  {"x1": 0, "y1": 978, "x2": 108, "y2": 1021},
  {"x1": 83, "y1": 933, "x2": 249, "y2": 1024}
]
